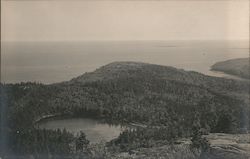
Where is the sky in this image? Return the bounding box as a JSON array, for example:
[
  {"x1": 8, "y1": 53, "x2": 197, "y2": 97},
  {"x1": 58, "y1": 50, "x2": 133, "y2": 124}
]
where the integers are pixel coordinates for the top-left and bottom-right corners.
[{"x1": 1, "y1": 0, "x2": 249, "y2": 41}]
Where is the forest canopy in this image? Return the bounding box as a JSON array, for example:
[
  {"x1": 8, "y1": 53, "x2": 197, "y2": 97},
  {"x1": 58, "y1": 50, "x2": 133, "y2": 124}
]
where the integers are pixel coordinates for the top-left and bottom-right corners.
[{"x1": 1, "y1": 61, "x2": 249, "y2": 158}]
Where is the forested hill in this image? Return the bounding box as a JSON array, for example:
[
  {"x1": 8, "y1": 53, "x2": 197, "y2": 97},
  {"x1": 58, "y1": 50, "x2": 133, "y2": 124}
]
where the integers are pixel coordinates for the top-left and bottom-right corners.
[
  {"x1": 69, "y1": 61, "x2": 248, "y2": 95},
  {"x1": 5, "y1": 61, "x2": 249, "y2": 130},
  {"x1": 211, "y1": 58, "x2": 250, "y2": 79},
  {"x1": 1, "y1": 61, "x2": 250, "y2": 156}
]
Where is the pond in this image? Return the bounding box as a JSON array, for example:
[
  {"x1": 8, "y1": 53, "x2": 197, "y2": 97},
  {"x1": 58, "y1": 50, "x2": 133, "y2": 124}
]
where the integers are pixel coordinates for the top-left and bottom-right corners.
[{"x1": 37, "y1": 117, "x2": 126, "y2": 143}]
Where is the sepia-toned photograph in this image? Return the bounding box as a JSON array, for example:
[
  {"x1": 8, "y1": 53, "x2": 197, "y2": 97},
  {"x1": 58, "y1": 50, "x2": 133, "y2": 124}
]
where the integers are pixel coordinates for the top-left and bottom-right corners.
[{"x1": 1, "y1": 0, "x2": 249, "y2": 158}]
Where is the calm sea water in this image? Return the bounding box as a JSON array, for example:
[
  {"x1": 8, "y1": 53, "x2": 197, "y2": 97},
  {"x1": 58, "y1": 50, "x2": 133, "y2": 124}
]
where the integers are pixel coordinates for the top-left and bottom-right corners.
[{"x1": 2, "y1": 40, "x2": 249, "y2": 84}]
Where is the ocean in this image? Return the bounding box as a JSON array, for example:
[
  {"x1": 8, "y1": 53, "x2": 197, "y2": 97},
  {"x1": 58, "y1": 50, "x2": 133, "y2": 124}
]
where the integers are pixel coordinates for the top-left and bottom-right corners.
[{"x1": 1, "y1": 40, "x2": 249, "y2": 84}]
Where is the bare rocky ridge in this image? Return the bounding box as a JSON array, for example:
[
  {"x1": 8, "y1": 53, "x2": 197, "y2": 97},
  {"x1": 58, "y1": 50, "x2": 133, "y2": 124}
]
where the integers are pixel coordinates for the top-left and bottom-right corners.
[
  {"x1": 205, "y1": 133, "x2": 250, "y2": 159},
  {"x1": 111, "y1": 133, "x2": 250, "y2": 159}
]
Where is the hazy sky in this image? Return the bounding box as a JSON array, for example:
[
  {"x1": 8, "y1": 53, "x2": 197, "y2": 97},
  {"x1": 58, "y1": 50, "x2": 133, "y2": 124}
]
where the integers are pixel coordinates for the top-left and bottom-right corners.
[{"x1": 1, "y1": 0, "x2": 249, "y2": 41}]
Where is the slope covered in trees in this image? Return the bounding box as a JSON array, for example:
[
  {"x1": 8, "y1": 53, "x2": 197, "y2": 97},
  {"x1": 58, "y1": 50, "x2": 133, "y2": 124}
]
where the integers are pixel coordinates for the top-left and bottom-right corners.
[
  {"x1": 211, "y1": 58, "x2": 250, "y2": 79},
  {"x1": 1, "y1": 61, "x2": 249, "y2": 157}
]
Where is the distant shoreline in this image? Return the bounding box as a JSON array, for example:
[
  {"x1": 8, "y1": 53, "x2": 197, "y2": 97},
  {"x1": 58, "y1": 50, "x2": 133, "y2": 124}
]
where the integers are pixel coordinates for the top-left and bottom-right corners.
[{"x1": 211, "y1": 58, "x2": 250, "y2": 80}]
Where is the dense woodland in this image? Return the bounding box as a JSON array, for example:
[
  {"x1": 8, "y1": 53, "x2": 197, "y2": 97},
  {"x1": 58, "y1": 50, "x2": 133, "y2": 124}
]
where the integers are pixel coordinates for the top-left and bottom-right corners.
[
  {"x1": 0, "y1": 62, "x2": 249, "y2": 158},
  {"x1": 211, "y1": 58, "x2": 250, "y2": 79}
]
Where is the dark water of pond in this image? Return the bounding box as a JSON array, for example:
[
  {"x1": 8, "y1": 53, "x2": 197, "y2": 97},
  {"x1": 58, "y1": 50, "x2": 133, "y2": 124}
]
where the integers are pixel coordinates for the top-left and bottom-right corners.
[{"x1": 38, "y1": 117, "x2": 127, "y2": 143}]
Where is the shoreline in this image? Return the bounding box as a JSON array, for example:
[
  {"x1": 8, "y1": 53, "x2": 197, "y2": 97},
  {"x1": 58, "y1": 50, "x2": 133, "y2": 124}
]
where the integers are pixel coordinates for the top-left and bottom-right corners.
[
  {"x1": 35, "y1": 113, "x2": 147, "y2": 131},
  {"x1": 209, "y1": 69, "x2": 249, "y2": 81},
  {"x1": 211, "y1": 58, "x2": 250, "y2": 80}
]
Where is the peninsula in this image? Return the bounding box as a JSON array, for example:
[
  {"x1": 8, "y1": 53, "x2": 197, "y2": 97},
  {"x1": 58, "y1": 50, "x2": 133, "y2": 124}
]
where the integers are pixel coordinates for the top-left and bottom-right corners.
[{"x1": 211, "y1": 58, "x2": 250, "y2": 79}]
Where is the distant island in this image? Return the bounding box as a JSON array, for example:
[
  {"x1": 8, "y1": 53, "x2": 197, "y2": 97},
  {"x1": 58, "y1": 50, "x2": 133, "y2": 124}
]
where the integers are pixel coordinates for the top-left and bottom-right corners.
[
  {"x1": 1, "y1": 61, "x2": 250, "y2": 159},
  {"x1": 211, "y1": 58, "x2": 250, "y2": 79}
]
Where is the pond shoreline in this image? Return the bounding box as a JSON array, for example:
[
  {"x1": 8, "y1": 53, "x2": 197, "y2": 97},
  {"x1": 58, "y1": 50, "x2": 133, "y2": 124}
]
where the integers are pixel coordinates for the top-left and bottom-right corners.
[
  {"x1": 35, "y1": 114, "x2": 110, "y2": 126},
  {"x1": 36, "y1": 116, "x2": 132, "y2": 143},
  {"x1": 35, "y1": 113, "x2": 148, "y2": 128}
]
